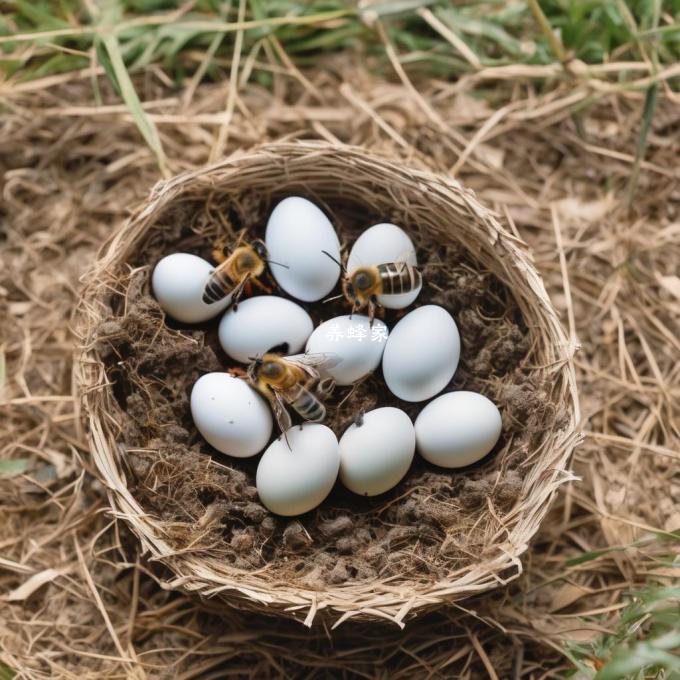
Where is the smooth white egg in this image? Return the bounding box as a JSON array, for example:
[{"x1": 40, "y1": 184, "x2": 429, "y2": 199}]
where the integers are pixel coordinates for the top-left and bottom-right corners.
[
  {"x1": 190, "y1": 373, "x2": 272, "y2": 458},
  {"x1": 382, "y1": 305, "x2": 460, "y2": 402},
  {"x1": 339, "y1": 407, "x2": 415, "y2": 496},
  {"x1": 305, "y1": 314, "x2": 388, "y2": 385},
  {"x1": 256, "y1": 424, "x2": 340, "y2": 516},
  {"x1": 265, "y1": 197, "x2": 341, "y2": 302},
  {"x1": 218, "y1": 296, "x2": 313, "y2": 363},
  {"x1": 347, "y1": 223, "x2": 421, "y2": 309},
  {"x1": 152, "y1": 253, "x2": 233, "y2": 323},
  {"x1": 415, "y1": 391, "x2": 502, "y2": 468}
]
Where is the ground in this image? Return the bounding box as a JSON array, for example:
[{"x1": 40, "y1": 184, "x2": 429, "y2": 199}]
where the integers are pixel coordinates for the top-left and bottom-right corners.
[{"x1": 1, "y1": 26, "x2": 679, "y2": 680}]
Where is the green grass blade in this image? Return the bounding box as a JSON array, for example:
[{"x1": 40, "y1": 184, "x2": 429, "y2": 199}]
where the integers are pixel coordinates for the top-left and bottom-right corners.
[
  {"x1": 436, "y1": 7, "x2": 523, "y2": 58},
  {"x1": 285, "y1": 23, "x2": 365, "y2": 53},
  {"x1": 95, "y1": 37, "x2": 121, "y2": 96},
  {"x1": 597, "y1": 644, "x2": 680, "y2": 679},
  {"x1": 96, "y1": 30, "x2": 169, "y2": 177},
  {"x1": 0, "y1": 664, "x2": 16, "y2": 680},
  {"x1": 626, "y1": 0, "x2": 661, "y2": 209},
  {"x1": 23, "y1": 52, "x2": 89, "y2": 79},
  {"x1": 0, "y1": 459, "x2": 29, "y2": 476},
  {"x1": 360, "y1": 0, "x2": 436, "y2": 17},
  {"x1": 565, "y1": 547, "x2": 619, "y2": 566},
  {"x1": 14, "y1": 0, "x2": 71, "y2": 30}
]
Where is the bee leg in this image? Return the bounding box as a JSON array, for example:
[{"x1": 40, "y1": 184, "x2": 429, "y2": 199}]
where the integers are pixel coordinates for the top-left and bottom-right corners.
[
  {"x1": 368, "y1": 297, "x2": 379, "y2": 327},
  {"x1": 350, "y1": 300, "x2": 360, "y2": 321},
  {"x1": 228, "y1": 367, "x2": 248, "y2": 378},
  {"x1": 336, "y1": 375, "x2": 366, "y2": 408},
  {"x1": 316, "y1": 377, "x2": 336, "y2": 399},
  {"x1": 231, "y1": 294, "x2": 241, "y2": 312},
  {"x1": 212, "y1": 238, "x2": 229, "y2": 264},
  {"x1": 252, "y1": 277, "x2": 273, "y2": 293},
  {"x1": 233, "y1": 228, "x2": 248, "y2": 248},
  {"x1": 230, "y1": 273, "x2": 251, "y2": 311},
  {"x1": 373, "y1": 297, "x2": 387, "y2": 323},
  {"x1": 213, "y1": 227, "x2": 248, "y2": 263}
]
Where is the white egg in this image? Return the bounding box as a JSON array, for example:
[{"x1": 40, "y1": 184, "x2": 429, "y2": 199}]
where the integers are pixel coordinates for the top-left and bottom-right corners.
[
  {"x1": 415, "y1": 391, "x2": 502, "y2": 468},
  {"x1": 382, "y1": 305, "x2": 460, "y2": 402},
  {"x1": 265, "y1": 197, "x2": 341, "y2": 302},
  {"x1": 152, "y1": 253, "x2": 233, "y2": 323},
  {"x1": 256, "y1": 424, "x2": 340, "y2": 516},
  {"x1": 218, "y1": 296, "x2": 313, "y2": 363},
  {"x1": 339, "y1": 407, "x2": 415, "y2": 496},
  {"x1": 305, "y1": 314, "x2": 388, "y2": 386},
  {"x1": 190, "y1": 373, "x2": 272, "y2": 458},
  {"x1": 347, "y1": 223, "x2": 421, "y2": 309}
]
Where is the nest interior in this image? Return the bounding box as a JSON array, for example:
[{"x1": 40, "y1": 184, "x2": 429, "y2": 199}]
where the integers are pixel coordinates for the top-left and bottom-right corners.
[{"x1": 79, "y1": 144, "x2": 577, "y2": 615}]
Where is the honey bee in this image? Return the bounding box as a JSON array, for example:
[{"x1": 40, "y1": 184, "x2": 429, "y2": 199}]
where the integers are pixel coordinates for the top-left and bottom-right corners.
[
  {"x1": 322, "y1": 251, "x2": 422, "y2": 323},
  {"x1": 202, "y1": 231, "x2": 286, "y2": 306},
  {"x1": 247, "y1": 351, "x2": 338, "y2": 436}
]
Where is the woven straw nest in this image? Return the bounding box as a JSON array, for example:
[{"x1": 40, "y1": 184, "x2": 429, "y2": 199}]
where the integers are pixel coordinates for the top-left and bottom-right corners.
[{"x1": 74, "y1": 140, "x2": 580, "y2": 627}]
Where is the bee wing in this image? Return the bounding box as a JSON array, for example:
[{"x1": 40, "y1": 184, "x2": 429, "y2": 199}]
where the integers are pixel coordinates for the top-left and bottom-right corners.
[
  {"x1": 285, "y1": 352, "x2": 342, "y2": 377},
  {"x1": 268, "y1": 389, "x2": 292, "y2": 434},
  {"x1": 202, "y1": 261, "x2": 232, "y2": 304},
  {"x1": 229, "y1": 271, "x2": 251, "y2": 306},
  {"x1": 393, "y1": 249, "x2": 418, "y2": 268}
]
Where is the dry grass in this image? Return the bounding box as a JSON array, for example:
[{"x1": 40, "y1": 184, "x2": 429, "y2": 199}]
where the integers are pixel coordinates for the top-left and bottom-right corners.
[{"x1": 1, "y1": 53, "x2": 679, "y2": 677}]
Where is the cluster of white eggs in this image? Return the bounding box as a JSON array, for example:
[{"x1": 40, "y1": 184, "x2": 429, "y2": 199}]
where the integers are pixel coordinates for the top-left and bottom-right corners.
[{"x1": 152, "y1": 197, "x2": 502, "y2": 517}]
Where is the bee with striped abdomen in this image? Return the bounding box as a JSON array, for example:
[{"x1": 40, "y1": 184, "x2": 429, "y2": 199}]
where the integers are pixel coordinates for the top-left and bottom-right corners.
[
  {"x1": 322, "y1": 251, "x2": 422, "y2": 324},
  {"x1": 202, "y1": 231, "x2": 287, "y2": 307},
  {"x1": 247, "y1": 351, "x2": 339, "y2": 437}
]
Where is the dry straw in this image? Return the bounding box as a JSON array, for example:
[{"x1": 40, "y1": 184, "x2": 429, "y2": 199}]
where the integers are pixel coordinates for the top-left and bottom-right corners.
[{"x1": 74, "y1": 140, "x2": 580, "y2": 626}]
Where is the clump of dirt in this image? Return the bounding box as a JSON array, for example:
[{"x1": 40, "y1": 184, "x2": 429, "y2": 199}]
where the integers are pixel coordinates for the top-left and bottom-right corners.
[{"x1": 93, "y1": 189, "x2": 560, "y2": 586}]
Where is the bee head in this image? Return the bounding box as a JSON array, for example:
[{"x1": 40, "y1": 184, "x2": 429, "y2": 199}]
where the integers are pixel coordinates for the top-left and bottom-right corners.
[
  {"x1": 352, "y1": 269, "x2": 374, "y2": 292},
  {"x1": 260, "y1": 359, "x2": 284, "y2": 381},
  {"x1": 233, "y1": 242, "x2": 267, "y2": 277},
  {"x1": 247, "y1": 357, "x2": 278, "y2": 385}
]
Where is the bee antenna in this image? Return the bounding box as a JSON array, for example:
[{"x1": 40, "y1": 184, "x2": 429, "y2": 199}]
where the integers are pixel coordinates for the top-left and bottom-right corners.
[
  {"x1": 321, "y1": 293, "x2": 344, "y2": 304},
  {"x1": 321, "y1": 250, "x2": 346, "y2": 273},
  {"x1": 266, "y1": 259, "x2": 290, "y2": 269}
]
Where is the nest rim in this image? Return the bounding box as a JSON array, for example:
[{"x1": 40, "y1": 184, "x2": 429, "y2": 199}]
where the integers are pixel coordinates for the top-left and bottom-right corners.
[{"x1": 74, "y1": 140, "x2": 580, "y2": 627}]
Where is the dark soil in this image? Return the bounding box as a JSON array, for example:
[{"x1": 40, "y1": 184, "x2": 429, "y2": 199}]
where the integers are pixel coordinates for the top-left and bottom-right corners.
[{"x1": 93, "y1": 189, "x2": 560, "y2": 586}]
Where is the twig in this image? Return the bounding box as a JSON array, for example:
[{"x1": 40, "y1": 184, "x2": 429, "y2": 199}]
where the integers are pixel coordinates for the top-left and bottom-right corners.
[
  {"x1": 550, "y1": 204, "x2": 577, "y2": 345},
  {"x1": 417, "y1": 8, "x2": 481, "y2": 70},
  {"x1": 527, "y1": 0, "x2": 567, "y2": 63},
  {"x1": 210, "y1": 0, "x2": 246, "y2": 162}
]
